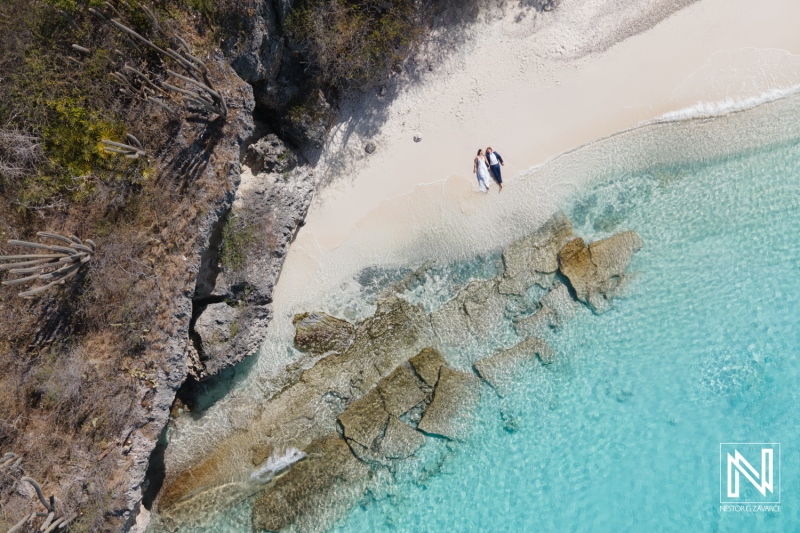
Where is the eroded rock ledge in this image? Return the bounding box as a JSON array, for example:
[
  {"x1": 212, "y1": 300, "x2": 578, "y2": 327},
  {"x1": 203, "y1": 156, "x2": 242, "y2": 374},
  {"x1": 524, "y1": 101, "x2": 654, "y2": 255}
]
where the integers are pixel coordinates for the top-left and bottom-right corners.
[
  {"x1": 155, "y1": 213, "x2": 642, "y2": 531},
  {"x1": 188, "y1": 135, "x2": 314, "y2": 378}
]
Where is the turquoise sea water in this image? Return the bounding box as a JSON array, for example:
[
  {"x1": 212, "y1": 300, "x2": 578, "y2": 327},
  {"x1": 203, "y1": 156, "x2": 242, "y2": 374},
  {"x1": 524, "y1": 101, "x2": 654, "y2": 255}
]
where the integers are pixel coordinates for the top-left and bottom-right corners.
[{"x1": 325, "y1": 137, "x2": 800, "y2": 530}]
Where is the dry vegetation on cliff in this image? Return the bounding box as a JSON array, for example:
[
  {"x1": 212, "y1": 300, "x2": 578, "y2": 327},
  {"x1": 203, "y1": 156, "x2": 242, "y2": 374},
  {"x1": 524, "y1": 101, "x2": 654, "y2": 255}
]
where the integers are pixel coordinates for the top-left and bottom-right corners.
[{"x1": 0, "y1": 0, "x2": 252, "y2": 529}]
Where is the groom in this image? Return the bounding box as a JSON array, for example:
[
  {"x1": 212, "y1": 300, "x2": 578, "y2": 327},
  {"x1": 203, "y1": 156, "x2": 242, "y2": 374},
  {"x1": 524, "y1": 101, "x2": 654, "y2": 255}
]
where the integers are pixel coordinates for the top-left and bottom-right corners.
[{"x1": 486, "y1": 147, "x2": 504, "y2": 189}]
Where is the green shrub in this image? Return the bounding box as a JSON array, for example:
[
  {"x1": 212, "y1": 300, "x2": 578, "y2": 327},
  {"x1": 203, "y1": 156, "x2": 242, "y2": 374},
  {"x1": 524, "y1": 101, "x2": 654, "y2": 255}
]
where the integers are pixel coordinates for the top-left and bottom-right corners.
[{"x1": 220, "y1": 215, "x2": 258, "y2": 272}]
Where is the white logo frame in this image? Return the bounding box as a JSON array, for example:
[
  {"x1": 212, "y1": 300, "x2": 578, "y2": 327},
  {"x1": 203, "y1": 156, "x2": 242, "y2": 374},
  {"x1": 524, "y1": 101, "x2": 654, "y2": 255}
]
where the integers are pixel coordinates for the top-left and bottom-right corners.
[{"x1": 720, "y1": 443, "x2": 781, "y2": 504}]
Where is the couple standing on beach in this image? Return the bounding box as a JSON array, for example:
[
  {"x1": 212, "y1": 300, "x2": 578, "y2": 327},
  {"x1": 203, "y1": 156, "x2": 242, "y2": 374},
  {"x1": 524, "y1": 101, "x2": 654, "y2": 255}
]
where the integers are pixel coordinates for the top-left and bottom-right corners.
[{"x1": 473, "y1": 147, "x2": 504, "y2": 192}]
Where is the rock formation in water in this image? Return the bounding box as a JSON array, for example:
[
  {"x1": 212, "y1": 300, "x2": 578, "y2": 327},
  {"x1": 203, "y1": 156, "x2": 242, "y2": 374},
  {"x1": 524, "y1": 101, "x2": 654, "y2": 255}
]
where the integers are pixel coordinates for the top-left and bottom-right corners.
[
  {"x1": 156, "y1": 213, "x2": 643, "y2": 532},
  {"x1": 513, "y1": 283, "x2": 579, "y2": 336},
  {"x1": 499, "y1": 212, "x2": 574, "y2": 296},
  {"x1": 558, "y1": 230, "x2": 643, "y2": 313},
  {"x1": 292, "y1": 311, "x2": 356, "y2": 354},
  {"x1": 474, "y1": 337, "x2": 555, "y2": 396},
  {"x1": 417, "y1": 367, "x2": 481, "y2": 439}
]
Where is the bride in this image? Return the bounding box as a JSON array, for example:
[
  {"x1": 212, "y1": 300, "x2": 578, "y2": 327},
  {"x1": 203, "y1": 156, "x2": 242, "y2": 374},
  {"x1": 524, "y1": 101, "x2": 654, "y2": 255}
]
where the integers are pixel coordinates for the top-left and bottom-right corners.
[{"x1": 473, "y1": 148, "x2": 491, "y2": 193}]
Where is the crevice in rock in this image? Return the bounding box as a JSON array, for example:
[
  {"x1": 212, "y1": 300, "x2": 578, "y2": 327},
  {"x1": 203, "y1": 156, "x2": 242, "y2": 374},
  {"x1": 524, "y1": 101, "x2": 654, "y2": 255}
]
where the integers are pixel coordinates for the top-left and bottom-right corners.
[
  {"x1": 194, "y1": 208, "x2": 229, "y2": 300},
  {"x1": 141, "y1": 424, "x2": 169, "y2": 511}
]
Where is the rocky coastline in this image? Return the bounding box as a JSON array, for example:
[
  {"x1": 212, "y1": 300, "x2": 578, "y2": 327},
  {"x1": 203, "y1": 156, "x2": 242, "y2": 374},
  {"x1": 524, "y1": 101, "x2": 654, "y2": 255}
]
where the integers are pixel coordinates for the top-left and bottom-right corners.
[
  {"x1": 124, "y1": 93, "x2": 315, "y2": 531},
  {"x1": 152, "y1": 212, "x2": 642, "y2": 531}
]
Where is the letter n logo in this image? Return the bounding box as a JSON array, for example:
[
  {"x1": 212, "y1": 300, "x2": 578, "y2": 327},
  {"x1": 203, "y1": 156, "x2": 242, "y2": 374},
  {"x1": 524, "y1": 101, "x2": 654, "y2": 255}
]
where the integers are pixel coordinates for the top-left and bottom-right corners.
[{"x1": 720, "y1": 443, "x2": 780, "y2": 504}]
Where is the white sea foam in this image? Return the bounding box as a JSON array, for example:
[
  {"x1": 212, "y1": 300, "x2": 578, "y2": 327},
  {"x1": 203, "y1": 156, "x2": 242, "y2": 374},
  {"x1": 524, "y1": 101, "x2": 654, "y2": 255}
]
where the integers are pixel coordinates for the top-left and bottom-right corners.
[
  {"x1": 657, "y1": 84, "x2": 800, "y2": 122},
  {"x1": 249, "y1": 447, "x2": 307, "y2": 483}
]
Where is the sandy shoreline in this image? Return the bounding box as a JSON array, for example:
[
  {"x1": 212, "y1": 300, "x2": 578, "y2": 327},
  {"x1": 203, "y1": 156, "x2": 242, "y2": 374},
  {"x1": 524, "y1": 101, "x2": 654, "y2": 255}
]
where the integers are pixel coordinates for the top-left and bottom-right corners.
[{"x1": 269, "y1": 0, "x2": 800, "y2": 309}]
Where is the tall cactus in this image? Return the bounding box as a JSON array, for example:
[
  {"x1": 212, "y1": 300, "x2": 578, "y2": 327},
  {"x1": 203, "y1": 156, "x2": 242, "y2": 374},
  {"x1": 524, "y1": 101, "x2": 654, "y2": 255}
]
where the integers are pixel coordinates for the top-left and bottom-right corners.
[{"x1": 0, "y1": 232, "x2": 96, "y2": 298}]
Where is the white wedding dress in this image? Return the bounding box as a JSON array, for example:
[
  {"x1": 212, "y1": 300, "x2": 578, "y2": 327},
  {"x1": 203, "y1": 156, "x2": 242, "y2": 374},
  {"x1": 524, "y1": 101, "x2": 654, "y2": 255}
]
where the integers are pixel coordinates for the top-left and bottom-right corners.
[{"x1": 476, "y1": 156, "x2": 491, "y2": 192}]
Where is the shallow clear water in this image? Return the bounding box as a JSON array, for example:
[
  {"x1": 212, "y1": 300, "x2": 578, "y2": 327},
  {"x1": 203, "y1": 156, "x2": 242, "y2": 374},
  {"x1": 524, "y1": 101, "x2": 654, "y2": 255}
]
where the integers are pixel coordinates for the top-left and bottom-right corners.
[{"x1": 324, "y1": 141, "x2": 800, "y2": 531}]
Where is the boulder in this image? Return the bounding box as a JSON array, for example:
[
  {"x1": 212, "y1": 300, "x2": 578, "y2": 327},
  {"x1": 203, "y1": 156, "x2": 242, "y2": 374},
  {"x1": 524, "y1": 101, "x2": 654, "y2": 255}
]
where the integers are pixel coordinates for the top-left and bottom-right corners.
[
  {"x1": 418, "y1": 367, "x2": 481, "y2": 440},
  {"x1": 409, "y1": 348, "x2": 447, "y2": 387},
  {"x1": 377, "y1": 366, "x2": 428, "y2": 417},
  {"x1": 498, "y1": 212, "x2": 573, "y2": 296},
  {"x1": 193, "y1": 302, "x2": 239, "y2": 359},
  {"x1": 474, "y1": 337, "x2": 555, "y2": 396},
  {"x1": 245, "y1": 133, "x2": 298, "y2": 174},
  {"x1": 292, "y1": 312, "x2": 355, "y2": 354},
  {"x1": 558, "y1": 231, "x2": 643, "y2": 313}
]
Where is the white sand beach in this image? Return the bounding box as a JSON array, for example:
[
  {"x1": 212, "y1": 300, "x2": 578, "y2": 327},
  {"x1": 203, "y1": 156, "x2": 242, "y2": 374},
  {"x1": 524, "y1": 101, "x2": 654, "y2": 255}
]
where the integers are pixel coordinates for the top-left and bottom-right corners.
[{"x1": 270, "y1": 0, "x2": 800, "y2": 310}]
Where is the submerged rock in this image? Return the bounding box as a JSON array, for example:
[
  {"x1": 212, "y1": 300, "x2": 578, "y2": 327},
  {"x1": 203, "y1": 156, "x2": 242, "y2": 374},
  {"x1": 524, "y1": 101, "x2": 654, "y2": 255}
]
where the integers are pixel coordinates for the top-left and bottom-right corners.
[
  {"x1": 499, "y1": 212, "x2": 573, "y2": 296},
  {"x1": 409, "y1": 347, "x2": 447, "y2": 387},
  {"x1": 377, "y1": 366, "x2": 428, "y2": 417},
  {"x1": 377, "y1": 416, "x2": 426, "y2": 459},
  {"x1": 431, "y1": 279, "x2": 506, "y2": 347},
  {"x1": 338, "y1": 388, "x2": 389, "y2": 449},
  {"x1": 474, "y1": 337, "x2": 554, "y2": 396},
  {"x1": 513, "y1": 306, "x2": 558, "y2": 337},
  {"x1": 558, "y1": 231, "x2": 643, "y2": 313},
  {"x1": 513, "y1": 283, "x2": 578, "y2": 336},
  {"x1": 300, "y1": 295, "x2": 434, "y2": 401},
  {"x1": 292, "y1": 312, "x2": 355, "y2": 354},
  {"x1": 418, "y1": 367, "x2": 481, "y2": 440},
  {"x1": 541, "y1": 282, "x2": 579, "y2": 323},
  {"x1": 252, "y1": 435, "x2": 370, "y2": 533}
]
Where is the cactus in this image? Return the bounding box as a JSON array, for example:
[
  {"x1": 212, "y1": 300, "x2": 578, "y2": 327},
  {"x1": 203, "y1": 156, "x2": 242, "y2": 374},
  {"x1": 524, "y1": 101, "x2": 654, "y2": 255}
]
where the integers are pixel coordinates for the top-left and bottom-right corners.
[
  {"x1": 21, "y1": 476, "x2": 51, "y2": 512},
  {"x1": 85, "y1": 4, "x2": 228, "y2": 119},
  {"x1": 1, "y1": 452, "x2": 20, "y2": 469},
  {"x1": 140, "y1": 3, "x2": 161, "y2": 33},
  {"x1": 121, "y1": 66, "x2": 167, "y2": 96},
  {"x1": 105, "y1": 15, "x2": 226, "y2": 117},
  {"x1": 3, "y1": 455, "x2": 73, "y2": 531},
  {"x1": 0, "y1": 232, "x2": 96, "y2": 299},
  {"x1": 100, "y1": 139, "x2": 147, "y2": 159},
  {"x1": 147, "y1": 96, "x2": 177, "y2": 117},
  {"x1": 164, "y1": 70, "x2": 227, "y2": 117}
]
